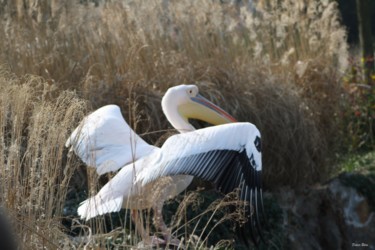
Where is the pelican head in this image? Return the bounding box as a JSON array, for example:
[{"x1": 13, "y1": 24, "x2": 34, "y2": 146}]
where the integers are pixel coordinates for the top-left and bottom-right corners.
[{"x1": 162, "y1": 84, "x2": 237, "y2": 132}]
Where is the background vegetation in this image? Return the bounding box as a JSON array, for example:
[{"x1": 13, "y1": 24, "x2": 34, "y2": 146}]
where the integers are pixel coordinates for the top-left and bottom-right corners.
[{"x1": 0, "y1": 0, "x2": 373, "y2": 249}]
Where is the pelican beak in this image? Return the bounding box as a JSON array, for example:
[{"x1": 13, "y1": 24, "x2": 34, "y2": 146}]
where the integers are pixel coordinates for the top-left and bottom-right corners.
[{"x1": 178, "y1": 94, "x2": 237, "y2": 125}]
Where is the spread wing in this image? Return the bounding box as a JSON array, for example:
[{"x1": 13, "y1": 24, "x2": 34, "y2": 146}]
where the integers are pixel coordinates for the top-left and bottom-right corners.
[
  {"x1": 138, "y1": 122, "x2": 265, "y2": 246},
  {"x1": 65, "y1": 105, "x2": 158, "y2": 175}
]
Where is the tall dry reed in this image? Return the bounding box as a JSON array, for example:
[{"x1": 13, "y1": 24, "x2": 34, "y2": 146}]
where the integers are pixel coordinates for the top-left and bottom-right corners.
[
  {"x1": 0, "y1": 68, "x2": 89, "y2": 249},
  {"x1": 0, "y1": 0, "x2": 350, "y2": 248}
]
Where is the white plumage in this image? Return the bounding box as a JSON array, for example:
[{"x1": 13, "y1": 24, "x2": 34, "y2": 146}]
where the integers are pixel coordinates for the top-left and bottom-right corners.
[
  {"x1": 66, "y1": 84, "x2": 265, "y2": 246},
  {"x1": 65, "y1": 105, "x2": 157, "y2": 175}
]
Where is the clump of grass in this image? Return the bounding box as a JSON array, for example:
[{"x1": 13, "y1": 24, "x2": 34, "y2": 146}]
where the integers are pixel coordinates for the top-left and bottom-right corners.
[
  {"x1": 340, "y1": 151, "x2": 375, "y2": 173},
  {"x1": 0, "y1": 68, "x2": 88, "y2": 249},
  {"x1": 0, "y1": 0, "x2": 348, "y2": 188},
  {"x1": 340, "y1": 56, "x2": 374, "y2": 152},
  {"x1": 60, "y1": 189, "x2": 244, "y2": 249},
  {"x1": 0, "y1": 0, "x2": 353, "y2": 248}
]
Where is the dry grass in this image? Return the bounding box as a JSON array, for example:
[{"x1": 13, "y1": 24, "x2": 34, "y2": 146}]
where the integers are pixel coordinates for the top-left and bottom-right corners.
[
  {"x1": 0, "y1": 68, "x2": 89, "y2": 248},
  {"x1": 0, "y1": 0, "x2": 349, "y2": 248},
  {"x1": 65, "y1": 189, "x2": 246, "y2": 249}
]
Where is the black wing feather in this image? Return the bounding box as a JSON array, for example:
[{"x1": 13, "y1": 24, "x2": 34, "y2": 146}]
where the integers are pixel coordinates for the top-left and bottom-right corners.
[{"x1": 160, "y1": 149, "x2": 264, "y2": 246}]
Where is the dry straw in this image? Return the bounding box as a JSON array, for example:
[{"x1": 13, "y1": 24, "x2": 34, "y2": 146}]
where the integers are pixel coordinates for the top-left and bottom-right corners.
[
  {"x1": 0, "y1": 0, "x2": 349, "y2": 248},
  {"x1": 0, "y1": 68, "x2": 88, "y2": 249}
]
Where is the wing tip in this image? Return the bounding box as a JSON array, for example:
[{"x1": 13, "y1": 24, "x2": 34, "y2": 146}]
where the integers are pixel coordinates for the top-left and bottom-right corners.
[
  {"x1": 77, "y1": 196, "x2": 124, "y2": 221},
  {"x1": 236, "y1": 187, "x2": 267, "y2": 247}
]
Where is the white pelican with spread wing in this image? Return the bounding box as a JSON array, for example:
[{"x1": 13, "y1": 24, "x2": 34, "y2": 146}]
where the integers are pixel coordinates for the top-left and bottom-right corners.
[{"x1": 66, "y1": 84, "x2": 265, "y2": 246}]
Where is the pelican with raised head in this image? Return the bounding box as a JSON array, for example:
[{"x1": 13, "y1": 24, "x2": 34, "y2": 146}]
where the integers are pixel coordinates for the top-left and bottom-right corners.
[{"x1": 66, "y1": 84, "x2": 265, "y2": 247}]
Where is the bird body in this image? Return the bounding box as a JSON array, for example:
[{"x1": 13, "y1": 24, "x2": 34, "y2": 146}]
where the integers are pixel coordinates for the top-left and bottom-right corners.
[
  {"x1": 77, "y1": 122, "x2": 260, "y2": 220},
  {"x1": 66, "y1": 84, "x2": 264, "y2": 246}
]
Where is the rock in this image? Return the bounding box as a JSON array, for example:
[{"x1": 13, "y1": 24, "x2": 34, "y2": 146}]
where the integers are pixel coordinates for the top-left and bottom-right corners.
[
  {"x1": 330, "y1": 173, "x2": 375, "y2": 249},
  {"x1": 274, "y1": 173, "x2": 375, "y2": 249},
  {"x1": 276, "y1": 186, "x2": 347, "y2": 250}
]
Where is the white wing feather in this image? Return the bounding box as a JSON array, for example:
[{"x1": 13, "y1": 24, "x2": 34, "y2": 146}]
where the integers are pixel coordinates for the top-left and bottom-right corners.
[
  {"x1": 65, "y1": 105, "x2": 158, "y2": 175},
  {"x1": 76, "y1": 122, "x2": 261, "y2": 220},
  {"x1": 77, "y1": 157, "x2": 159, "y2": 220},
  {"x1": 137, "y1": 122, "x2": 261, "y2": 185},
  {"x1": 78, "y1": 196, "x2": 123, "y2": 220}
]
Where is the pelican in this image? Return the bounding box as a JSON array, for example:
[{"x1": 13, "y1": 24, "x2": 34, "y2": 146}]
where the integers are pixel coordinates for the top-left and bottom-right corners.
[{"x1": 65, "y1": 84, "x2": 265, "y2": 246}]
